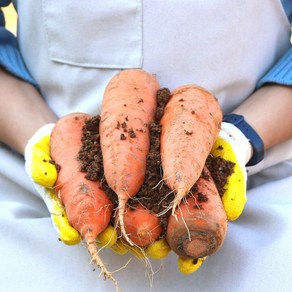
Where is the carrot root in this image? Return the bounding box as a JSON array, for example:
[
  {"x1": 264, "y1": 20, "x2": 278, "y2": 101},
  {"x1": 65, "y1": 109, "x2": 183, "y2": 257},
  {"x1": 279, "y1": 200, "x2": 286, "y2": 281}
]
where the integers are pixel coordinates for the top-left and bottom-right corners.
[
  {"x1": 100, "y1": 69, "x2": 160, "y2": 247},
  {"x1": 85, "y1": 234, "x2": 119, "y2": 291},
  {"x1": 50, "y1": 113, "x2": 116, "y2": 286},
  {"x1": 171, "y1": 187, "x2": 188, "y2": 217},
  {"x1": 160, "y1": 85, "x2": 222, "y2": 215},
  {"x1": 117, "y1": 200, "x2": 135, "y2": 246}
]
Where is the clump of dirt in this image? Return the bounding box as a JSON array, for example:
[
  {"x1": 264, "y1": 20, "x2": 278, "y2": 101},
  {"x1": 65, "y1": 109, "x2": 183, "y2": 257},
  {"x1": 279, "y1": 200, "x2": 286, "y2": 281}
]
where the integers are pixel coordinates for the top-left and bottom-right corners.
[
  {"x1": 77, "y1": 115, "x2": 117, "y2": 204},
  {"x1": 78, "y1": 115, "x2": 103, "y2": 181},
  {"x1": 206, "y1": 154, "x2": 235, "y2": 197}
]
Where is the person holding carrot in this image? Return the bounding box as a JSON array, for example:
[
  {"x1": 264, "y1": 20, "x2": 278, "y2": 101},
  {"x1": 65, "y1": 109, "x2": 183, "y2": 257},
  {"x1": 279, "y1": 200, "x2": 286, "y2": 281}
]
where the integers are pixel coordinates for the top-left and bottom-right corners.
[{"x1": 1, "y1": 1, "x2": 292, "y2": 292}]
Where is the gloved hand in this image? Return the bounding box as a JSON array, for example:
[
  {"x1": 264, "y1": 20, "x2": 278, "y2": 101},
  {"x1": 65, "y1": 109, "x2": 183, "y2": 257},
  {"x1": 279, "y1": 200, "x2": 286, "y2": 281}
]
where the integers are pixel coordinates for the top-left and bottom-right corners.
[
  {"x1": 24, "y1": 123, "x2": 81, "y2": 245},
  {"x1": 210, "y1": 121, "x2": 253, "y2": 221}
]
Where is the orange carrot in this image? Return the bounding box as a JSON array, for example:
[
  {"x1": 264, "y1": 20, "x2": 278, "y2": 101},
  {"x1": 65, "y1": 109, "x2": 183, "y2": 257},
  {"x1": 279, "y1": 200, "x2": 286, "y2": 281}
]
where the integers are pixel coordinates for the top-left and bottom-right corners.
[
  {"x1": 160, "y1": 85, "x2": 222, "y2": 215},
  {"x1": 100, "y1": 69, "x2": 160, "y2": 244},
  {"x1": 118, "y1": 88, "x2": 171, "y2": 247},
  {"x1": 122, "y1": 204, "x2": 162, "y2": 247},
  {"x1": 166, "y1": 167, "x2": 228, "y2": 259},
  {"x1": 50, "y1": 113, "x2": 116, "y2": 285}
]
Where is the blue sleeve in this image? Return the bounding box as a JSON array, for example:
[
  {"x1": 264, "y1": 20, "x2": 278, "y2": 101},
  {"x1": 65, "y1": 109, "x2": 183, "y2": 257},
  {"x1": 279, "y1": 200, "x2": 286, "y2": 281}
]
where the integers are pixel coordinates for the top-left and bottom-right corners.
[
  {"x1": 257, "y1": 48, "x2": 292, "y2": 88},
  {"x1": 257, "y1": 0, "x2": 292, "y2": 88},
  {"x1": 0, "y1": 3, "x2": 39, "y2": 89}
]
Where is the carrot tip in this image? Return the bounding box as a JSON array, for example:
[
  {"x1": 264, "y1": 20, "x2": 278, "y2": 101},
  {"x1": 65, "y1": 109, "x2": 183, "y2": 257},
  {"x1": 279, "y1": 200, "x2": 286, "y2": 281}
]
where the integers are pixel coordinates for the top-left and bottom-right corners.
[
  {"x1": 171, "y1": 190, "x2": 184, "y2": 216},
  {"x1": 118, "y1": 204, "x2": 135, "y2": 246},
  {"x1": 85, "y1": 236, "x2": 119, "y2": 291},
  {"x1": 171, "y1": 205, "x2": 179, "y2": 217}
]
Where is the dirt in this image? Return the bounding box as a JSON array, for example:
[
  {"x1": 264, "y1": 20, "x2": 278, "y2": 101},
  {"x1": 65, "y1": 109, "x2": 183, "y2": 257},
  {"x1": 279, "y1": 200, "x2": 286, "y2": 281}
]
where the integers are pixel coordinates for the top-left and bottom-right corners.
[
  {"x1": 46, "y1": 159, "x2": 61, "y2": 172},
  {"x1": 77, "y1": 115, "x2": 103, "y2": 181},
  {"x1": 77, "y1": 88, "x2": 235, "y2": 237},
  {"x1": 127, "y1": 88, "x2": 174, "y2": 235},
  {"x1": 206, "y1": 154, "x2": 235, "y2": 197},
  {"x1": 77, "y1": 115, "x2": 117, "y2": 204}
]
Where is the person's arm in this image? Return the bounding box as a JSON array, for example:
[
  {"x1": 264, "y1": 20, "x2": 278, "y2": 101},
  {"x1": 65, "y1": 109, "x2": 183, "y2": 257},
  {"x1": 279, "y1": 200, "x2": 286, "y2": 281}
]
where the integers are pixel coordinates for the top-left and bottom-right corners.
[
  {"x1": 231, "y1": 0, "x2": 292, "y2": 158},
  {"x1": 233, "y1": 84, "x2": 292, "y2": 151},
  {"x1": 0, "y1": 67, "x2": 57, "y2": 154},
  {"x1": 232, "y1": 45, "x2": 292, "y2": 159},
  {"x1": 0, "y1": 5, "x2": 56, "y2": 155}
]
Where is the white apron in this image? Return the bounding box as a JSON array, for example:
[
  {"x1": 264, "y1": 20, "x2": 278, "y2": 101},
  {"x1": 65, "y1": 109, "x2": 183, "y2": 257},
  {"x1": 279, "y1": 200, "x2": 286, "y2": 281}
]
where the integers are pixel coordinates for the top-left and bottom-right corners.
[{"x1": 1, "y1": 1, "x2": 292, "y2": 291}]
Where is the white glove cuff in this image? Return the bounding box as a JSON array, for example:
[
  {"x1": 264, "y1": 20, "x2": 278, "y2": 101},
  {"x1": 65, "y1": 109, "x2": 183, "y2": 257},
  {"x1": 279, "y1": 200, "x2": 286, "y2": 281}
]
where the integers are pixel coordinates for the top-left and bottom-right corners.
[{"x1": 220, "y1": 122, "x2": 253, "y2": 167}]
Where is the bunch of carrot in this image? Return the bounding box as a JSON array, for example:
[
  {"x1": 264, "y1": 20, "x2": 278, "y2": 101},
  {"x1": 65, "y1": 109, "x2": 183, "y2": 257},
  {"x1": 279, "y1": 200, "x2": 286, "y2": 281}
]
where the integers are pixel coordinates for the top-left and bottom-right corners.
[{"x1": 49, "y1": 69, "x2": 230, "y2": 289}]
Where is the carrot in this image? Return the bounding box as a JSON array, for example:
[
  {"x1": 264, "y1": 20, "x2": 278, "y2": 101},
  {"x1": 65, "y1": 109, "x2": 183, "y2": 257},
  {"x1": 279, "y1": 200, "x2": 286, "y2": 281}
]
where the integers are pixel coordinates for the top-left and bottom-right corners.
[
  {"x1": 166, "y1": 167, "x2": 228, "y2": 259},
  {"x1": 122, "y1": 204, "x2": 162, "y2": 247},
  {"x1": 160, "y1": 85, "x2": 222, "y2": 215},
  {"x1": 100, "y1": 69, "x2": 160, "y2": 245},
  {"x1": 118, "y1": 88, "x2": 172, "y2": 247},
  {"x1": 50, "y1": 113, "x2": 116, "y2": 286}
]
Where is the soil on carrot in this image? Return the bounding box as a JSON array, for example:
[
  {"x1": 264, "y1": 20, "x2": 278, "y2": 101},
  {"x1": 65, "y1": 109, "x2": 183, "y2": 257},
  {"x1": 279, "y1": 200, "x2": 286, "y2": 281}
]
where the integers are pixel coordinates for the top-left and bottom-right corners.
[
  {"x1": 206, "y1": 155, "x2": 235, "y2": 197},
  {"x1": 126, "y1": 88, "x2": 174, "y2": 235},
  {"x1": 77, "y1": 88, "x2": 235, "y2": 237},
  {"x1": 77, "y1": 115, "x2": 117, "y2": 203}
]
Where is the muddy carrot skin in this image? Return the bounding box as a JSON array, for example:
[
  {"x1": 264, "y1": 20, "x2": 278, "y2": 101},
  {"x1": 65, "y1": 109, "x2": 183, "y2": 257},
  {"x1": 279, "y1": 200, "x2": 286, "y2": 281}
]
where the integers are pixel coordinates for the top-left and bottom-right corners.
[
  {"x1": 50, "y1": 113, "x2": 117, "y2": 287},
  {"x1": 122, "y1": 204, "x2": 162, "y2": 247},
  {"x1": 100, "y1": 69, "x2": 160, "y2": 244},
  {"x1": 166, "y1": 167, "x2": 228, "y2": 259},
  {"x1": 160, "y1": 85, "x2": 222, "y2": 215}
]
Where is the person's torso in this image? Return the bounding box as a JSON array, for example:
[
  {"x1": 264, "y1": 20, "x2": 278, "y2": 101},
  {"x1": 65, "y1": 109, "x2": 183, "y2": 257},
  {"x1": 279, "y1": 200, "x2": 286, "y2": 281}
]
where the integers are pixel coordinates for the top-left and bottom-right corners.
[
  {"x1": 16, "y1": 0, "x2": 290, "y2": 115},
  {"x1": 11, "y1": 0, "x2": 292, "y2": 177}
]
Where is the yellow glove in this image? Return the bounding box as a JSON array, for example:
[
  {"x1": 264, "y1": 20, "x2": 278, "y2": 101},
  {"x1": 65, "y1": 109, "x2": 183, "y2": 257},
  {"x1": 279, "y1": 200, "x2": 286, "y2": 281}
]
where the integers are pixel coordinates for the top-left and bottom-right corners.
[
  {"x1": 24, "y1": 124, "x2": 81, "y2": 245},
  {"x1": 145, "y1": 238, "x2": 171, "y2": 259},
  {"x1": 97, "y1": 225, "x2": 171, "y2": 259},
  {"x1": 177, "y1": 256, "x2": 206, "y2": 275},
  {"x1": 211, "y1": 121, "x2": 253, "y2": 221},
  {"x1": 96, "y1": 224, "x2": 128, "y2": 255}
]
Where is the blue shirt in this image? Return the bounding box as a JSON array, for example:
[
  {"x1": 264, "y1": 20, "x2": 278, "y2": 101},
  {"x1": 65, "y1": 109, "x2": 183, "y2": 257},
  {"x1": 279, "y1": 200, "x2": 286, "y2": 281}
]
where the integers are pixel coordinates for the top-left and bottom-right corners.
[{"x1": 0, "y1": 0, "x2": 38, "y2": 87}]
